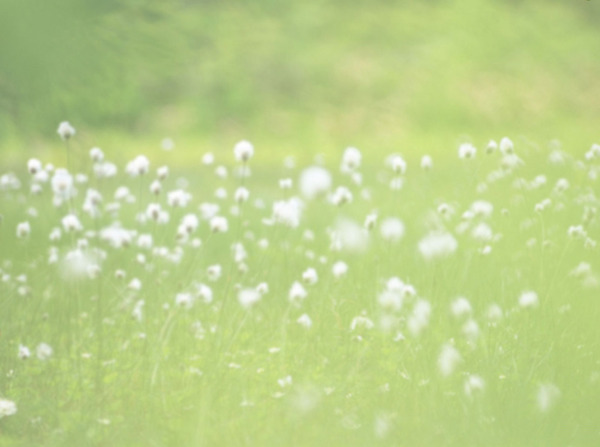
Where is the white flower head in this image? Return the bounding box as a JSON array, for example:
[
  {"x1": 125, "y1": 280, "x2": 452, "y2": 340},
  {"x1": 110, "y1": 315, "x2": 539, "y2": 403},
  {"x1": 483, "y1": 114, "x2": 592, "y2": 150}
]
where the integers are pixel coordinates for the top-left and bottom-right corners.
[
  {"x1": 379, "y1": 218, "x2": 405, "y2": 242},
  {"x1": 438, "y1": 343, "x2": 461, "y2": 377},
  {"x1": 0, "y1": 399, "x2": 17, "y2": 419},
  {"x1": 341, "y1": 146, "x2": 362, "y2": 172},
  {"x1": 36, "y1": 342, "x2": 53, "y2": 361},
  {"x1": 458, "y1": 143, "x2": 476, "y2": 159},
  {"x1": 299, "y1": 166, "x2": 332, "y2": 199},
  {"x1": 332, "y1": 261, "x2": 348, "y2": 279},
  {"x1": 302, "y1": 267, "x2": 318, "y2": 285},
  {"x1": 499, "y1": 137, "x2": 514, "y2": 154},
  {"x1": 89, "y1": 147, "x2": 104, "y2": 163},
  {"x1": 57, "y1": 121, "x2": 76, "y2": 140},
  {"x1": 28, "y1": 158, "x2": 42, "y2": 175},
  {"x1": 297, "y1": 313, "x2": 313, "y2": 329},
  {"x1": 16, "y1": 221, "x2": 31, "y2": 238},
  {"x1": 209, "y1": 216, "x2": 228, "y2": 233},
  {"x1": 519, "y1": 290, "x2": 539, "y2": 308},
  {"x1": 238, "y1": 288, "x2": 261, "y2": 309},
  {"x1": 234, "y1": 140, "x2": 254, "y2": 162}
]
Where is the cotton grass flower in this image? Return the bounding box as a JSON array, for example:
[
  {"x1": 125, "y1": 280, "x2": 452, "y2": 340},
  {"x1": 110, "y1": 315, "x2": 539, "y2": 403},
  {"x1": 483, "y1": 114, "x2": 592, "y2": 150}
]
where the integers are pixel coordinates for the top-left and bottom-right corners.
[
  {"x1": 332, "y1": 261, "x2": 348, "y2": 279},
  {"x1": 0, "y1": 399, "x2": 17, "y2": 419},
  {"x1": 57, "y1": 121, "x2": 75, "y2": 140},
  {"x1": 341, "y1": 147, "x2": 362, "y2": 172},
  {"x1": 238, "y1": 288, "x2": 261, "y2": 309},
  {"x1": 302, "y1": 268, "x2": 318, "y2": 285},
  {"x1": 210, "y1": 216, "x2": 229, "y2": 233},
  {"x1": 125, "y1": 155, "x2": 150, "y2": 177},
  {"x1": 379, "y1": 218, "x2": 405, "y2": 242},
  {"x1": 458, "y1": 143, "x2": 476, "y2": 159},
  {"x1": 36, "y1": 343, "x2": 53, "y2": 361},
  {"x1": 233, "y1": 140, "x2": 254, "y2": 162},
  {"x1": 519, "y1": 290, "x2": 539, "y2": 308},
  {"x1": 289, "y1": 281, "x2": 308, "y2": 303},
  {"x1": 16, "y1": 221, "x2": 31, "y2": 238},
  {"x1": 418, "y1": 231, "x2": 458, "y2": 260},
  {"x1": 299, "y1": 166, "x2": 332, "y2": 199},
  {"x1": 18, "y1": 344, "x2": 31, "y2": 360},
  {"x1": 28, "y1": 158, "x2": 42, "y2": 175},
  {"x1": 297, "y1": 313, "x2": 313, "y2": 329},
  {"x1": 438, "y1": 344, "x2": 461, "y2": 377},
  {"x1": 464, "y1": 374, "x2": 485, "y2": 397}
]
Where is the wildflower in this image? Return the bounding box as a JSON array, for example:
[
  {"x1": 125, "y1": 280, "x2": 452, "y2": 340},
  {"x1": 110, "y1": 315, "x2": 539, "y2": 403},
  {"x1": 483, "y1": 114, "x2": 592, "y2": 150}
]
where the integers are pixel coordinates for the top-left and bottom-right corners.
[
  {"x1": 0, "y1": 399, "x2": 17, "y2": 419},
  {"x1": 302, "y1": 268, "x2": 318, "y2": 285},
  {"x1": 150, "y1": 180, "x2": 162, "y2": 195},
  {"x1": 175, "y1": 293, "x2": 194, "y2": 309},
  {"x1": 256, "y1": 282, "x2": 269, "y2": 295},
  {"x1": 407, "y1": 300, "x2": 431, "y2": 336},
  {"x1": 438, "y1": 344, "x2": 461, "y2": 377},
  {"x1": 387, "y1": 154, "x2": 407, "y2": 174},
  {"x1": 272, "y1": 198, "x2": 302, "y2": 228},
  {"x1": 194, "y1": 283, "x2": 213, "y2": 303},
  {"x1": 18, "y1": 344, "x2": 31, "y2": 360},
  {"x1": 420, "y1": 155, "x2": 433, "y2": 170},
  {"x1": 16, "y1": 221, "x2": 31, "y2": 238},
  {"x1": 279, "y1": 178, "x2": 293, "y2": 190},
  {"x1": 486, "y1": 140, "x2": 498, "y2": 154},
  {"x1": 125, "y1": 155, "x2": 150, "y2": 177},
  {"x1": 51, "y1": 169, "x2": 74, "y2": 198},
  {"x1": 57, "y1": 121, "x2": 75, "y2": 140},
  {"x1": 364, "y1": 213, "x2": 378, "y2": 231},
  {"x1": 332, "y1": 261, "x2": 348, "y2": 279},
  {"x1": 458, "y1": 143, "x2": 476, "y2": 159},
  {"x1": 89, "y1": 147, "x2": 104, "y2": 163},
  {"x1": 207, "y1": 264, "x2": 222, "y2": 281},
  {"x1": 132, "y1": 300, "x2": 144, "y2": 322},
  {"x1": 378, "y1": 290, "x2": 402, "y2": 312},
  {"x1": 167, "y1": 189, "x2": 192, "y2": 207},
  {"x1": 350, "y1": 314, "x2": 375, "y2": 331},
  {"x1": 451, "y1": 297, "x2": 472, "y2": 318},
  {"x1": 27, "y1": 158, "x2": 42, "y2": 175},
  {"x1": 36, "y1": 343, "x2": 53, "y2": 360},
  {"x1": 379, "y1": 218, "x2": 405, "y2": 242},
  {"x1": 157, "y1": 166, "x2": 169, "y2": 181},
  {"x1": 464, "y1": 374, "x2": 485, "y2": 397},
  {"x1": 341, "y1": 147, "x2": 362, "y2": 172},
  {"x1": 62, "y1": 214, "x2": 83, "y2": 232},
  {"x1": 128, "y1": 278, "x2": 142, "y2": 291},
  {"x1": 486, "y1": 304, "x2": 503, "y2": 323},
  {"x1": 238, "y1": 288, "x2": 261, "y2": 309},
  {"x1": 202, "y1": 152, "x2": 214, "y2": 165},
  {"x1": 418, "y1": 231, "x2": 458, "y2": 260},
  {"x1": 331, "y1": 186, "x2": 353, "y2": 206},
  {"x1": 297, "y1": 313, "x2": 313, "y2": 329},
  {"x1": 289, "y1": 281, "x2": 308, "y2": 303},
  {"x1": 234, "y1": 187, "x2": 250, "y2": 203},
  {"x1": 299, "y1": 166, "x2": 332, "y2": 199},
  {"x1": 234, "y1": 140, "x2": 254, "y2": 162},
  {"x1": 209, "y1": 216, "x2": 228, "y2": 233},
  {"x1": 499, "y1": 137, "x2": 514, "y2": 154},
  {"x1": 519, "y1": 290, "x2": 539, "y2": 308}
]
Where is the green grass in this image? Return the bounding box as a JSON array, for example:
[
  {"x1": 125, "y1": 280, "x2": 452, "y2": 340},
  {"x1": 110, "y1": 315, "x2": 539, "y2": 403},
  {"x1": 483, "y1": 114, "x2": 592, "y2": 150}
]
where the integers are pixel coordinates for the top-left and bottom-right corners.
[{"x1": 1, "y1": 139, "x2": 599, "y2": 446}]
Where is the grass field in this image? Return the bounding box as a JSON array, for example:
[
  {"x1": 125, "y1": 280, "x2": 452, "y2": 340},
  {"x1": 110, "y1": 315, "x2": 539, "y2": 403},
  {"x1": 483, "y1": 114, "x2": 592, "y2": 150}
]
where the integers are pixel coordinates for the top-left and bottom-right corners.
[{"x1": 1, "y1": 133, "x2": 599, "y2": 446}]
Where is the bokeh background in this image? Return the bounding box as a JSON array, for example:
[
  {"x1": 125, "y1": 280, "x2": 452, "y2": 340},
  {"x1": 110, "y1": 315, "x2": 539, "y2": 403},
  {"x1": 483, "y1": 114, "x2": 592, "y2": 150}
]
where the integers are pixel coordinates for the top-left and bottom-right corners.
[{"x1": 1, "y1": 0, "x2": 599, "y2": 165}]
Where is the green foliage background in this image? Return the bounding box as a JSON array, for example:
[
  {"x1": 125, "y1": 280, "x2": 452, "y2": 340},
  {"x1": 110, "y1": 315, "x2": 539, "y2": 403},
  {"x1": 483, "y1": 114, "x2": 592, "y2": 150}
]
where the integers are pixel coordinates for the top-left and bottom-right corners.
[{"x1": 1, "y1": 0, "x2": 599, "y2": 161}]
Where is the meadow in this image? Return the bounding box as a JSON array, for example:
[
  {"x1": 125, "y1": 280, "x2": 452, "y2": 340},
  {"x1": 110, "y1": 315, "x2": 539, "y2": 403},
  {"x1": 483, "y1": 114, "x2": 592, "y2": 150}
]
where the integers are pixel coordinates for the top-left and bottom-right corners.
[{"x1": 0, "y1": 125, "x2": 599, "y2": 446}]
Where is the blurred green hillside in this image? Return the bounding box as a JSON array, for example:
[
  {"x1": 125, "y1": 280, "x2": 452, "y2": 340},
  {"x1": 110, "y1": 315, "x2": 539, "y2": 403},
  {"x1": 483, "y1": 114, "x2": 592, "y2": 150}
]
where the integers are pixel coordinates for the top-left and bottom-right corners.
[{"x1": 1, "y1": 0, "x2": 599, "y2": 163}]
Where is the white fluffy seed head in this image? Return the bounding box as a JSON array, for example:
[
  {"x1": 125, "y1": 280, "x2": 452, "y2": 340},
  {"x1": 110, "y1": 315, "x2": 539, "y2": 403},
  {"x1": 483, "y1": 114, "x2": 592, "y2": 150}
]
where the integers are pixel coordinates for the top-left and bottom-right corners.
[
  {"x1": 57, "y1": 121, "x2": 75, "y2": 140},
  {"x1": 234, "y1": 140, "x2": 254, "y2": 162},
  {"x1": 458, "y1": 143, "x2": 476, "y2": 159},
  {"x1": 238, "y1": 288, "x2": 261, "y2": 309},
  {"x1": 89, "y1": 147, "x2": 104, "y2": 163},
  {"x1": 519, "y1": 290, "x2": 539, "y2": 308}
]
